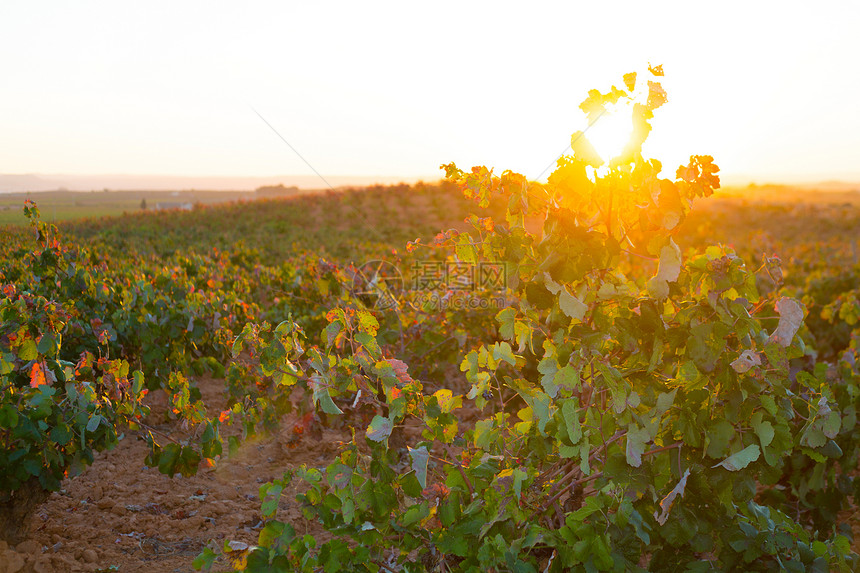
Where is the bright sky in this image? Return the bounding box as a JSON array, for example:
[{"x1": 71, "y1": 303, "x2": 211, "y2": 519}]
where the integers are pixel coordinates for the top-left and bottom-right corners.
[{"x1": 1, "y1": 1, "x2": 859, "y2": 185}]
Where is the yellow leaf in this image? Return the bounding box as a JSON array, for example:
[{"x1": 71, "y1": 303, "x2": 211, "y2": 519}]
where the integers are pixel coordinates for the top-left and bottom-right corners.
[
  {"x1": 223, "y1": 541, "x2": 254, "y2": 571},
  {"x1": 623, "y1": 72, "x2": 637, "y2": 92}
]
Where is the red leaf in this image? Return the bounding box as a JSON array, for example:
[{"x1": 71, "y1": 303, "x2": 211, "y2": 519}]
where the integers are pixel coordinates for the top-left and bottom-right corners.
[{"x1": 30, "y1": 362, "x2": 47, "y2": 388}]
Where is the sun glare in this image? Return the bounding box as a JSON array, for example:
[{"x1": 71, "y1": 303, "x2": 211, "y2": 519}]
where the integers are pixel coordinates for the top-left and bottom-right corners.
[{"x1": 584, "y1": 104, "x2": 634, "y2": 163}]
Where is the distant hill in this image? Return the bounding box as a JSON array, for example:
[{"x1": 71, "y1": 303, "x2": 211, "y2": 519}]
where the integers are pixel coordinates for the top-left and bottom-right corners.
[
  {"x1": 0, "y1": 174, "x2": 436, "y2": 193},
  {"x1": 0, "y1": 174, "x2": 61, "y2": 192}
]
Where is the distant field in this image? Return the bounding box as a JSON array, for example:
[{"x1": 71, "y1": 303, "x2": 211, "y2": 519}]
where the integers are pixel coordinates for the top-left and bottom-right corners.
[
  {"x1": 2, "y1": 182, "x2": 858, "y2": 227},
  {"x1": 0, "y1": 188, "x2": 317, "y2": 226}
]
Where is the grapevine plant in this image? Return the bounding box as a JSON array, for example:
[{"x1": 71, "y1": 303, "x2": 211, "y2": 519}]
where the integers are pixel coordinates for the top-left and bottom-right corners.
[
  {"x1": 194, "y1": 69, "x2": 859, "y2": 572},
  {"x1": 0, "y1": 202, "x2": 242, "y2": 540},
  {"x1": 0, "y1": 204, "x2": 148, "y2": 542}
]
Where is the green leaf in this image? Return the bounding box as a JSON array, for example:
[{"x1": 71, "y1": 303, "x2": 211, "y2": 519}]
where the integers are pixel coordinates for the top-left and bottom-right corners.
[
  {"x1": 751, "y1": 413, "x2": 774, "y2": 448},
  {"x1": 326, "y1": 463, "x2": 353, "y2": 489},
  {"x1": 556, "y1": 365, "x2": 579, "y2": 393},
  {"x1": 561, "y1": 398, "x2": 583, "y2": 444},
  {"x1": 688, "y1": 322, "x2": 731, "y2": 373},
  {"x1": 474, "y1": 418, "x2": 498, "y2": 450},
  {"x1": 177, "y1": 446, "x2": 201, "y2": 477},
  {"x1": 455, "y1": 233, "x2": 477, "y2": 264},
  {"x1": 530, "y1": 391, "x2": 552, "y2": 435},
  {"x1": 354, "y1": 332, "x2": 381, "y2": 359},
  {"x1": 647, "y1": 240, "x2": 682, "y2": 299},
  {"x1": 323, "y1": 321, "x2": 342, "y2": 349},
  {"x1": 0, "y1": 404, "x2": 19, "y2": 428},
  {"x1": 559, "y1": 288, "x2": 587, "y2": 321},
  {"x1": 626, "y1": 426, "x2": 650, "y2": 468},
  {"x1": 811, "y1": 540, "x2": 827, "y2": 557},
  {"x1": 399, "y1": 471, "x2": 423, "y2": 498},
  {"x1": 802, "y1": 447, "x2": 826, "y2": 463},
  {"x1": 258, "y1": 520, "x2": 294, "y2": 550},
  {"x1": 559, "y1": 444, "x2": 578, "y2": 459},
  {"x1": 705, "y1": 420, "x2": 734, "y2": 459},
  {"x1": 656, "y1": 388, "x2": 677, "y2": 417},
  {"x1": 802, "y1": 427, "x2": 827, "y2": 449},
  {"x1": 818, "y1": 439, "x2": 843, "y2": 459},
  {"x1": 579, "y1": 442, "x2": 590, "y2": 474},
  {"x1": 568, "y1": 495, "x2": 605, "y2": 522},
  {"x1": 538, "y1": 357, "x2": 559, "y2": 398},
  {"x1": 439, "y1": 495, "x2": 460, "y2": 527},
  {"x1": 0, "y1": 353, "x2": 14, "y2": 375},
  {"x1": 822, "y1": 411, "x2": 841, "y2": 439},
  {"x1": 713, "y1": 444, "x2": 760, "y2": 471},
  {"x1": 50, "y1": 424, "x2": 72, "y2": 446},
  {"x1": 157, "y1": 443, "x2": 182, "y2": 476},
  {"x1": 260, "y1": 484, "x2": 283, "y2": 517},
  {"x1": 86, "y1": 414, "x2": 102, "y2": 432},
  {"x1": 492, "y1": 342, "x2": 516, "y2": 366},
  {"x1": 832, "y1": 534, "x2": 851, "y2": 555},
  {"x1": 36, "y1": 334, "x2": 57, "y2": 357},
  {"x1": 231, "y1": 324, "x2": 254, "y2": 358},
  {"x1": 310, "y1": 376, "x2": 343, "y2": 415},
  {"x1": 760, "y1": 395, "x2": 777, "y2": 416},
  {"x1": 676, "y1": 361, "x2": 705, "y2": 391},
  {"x1": 496, "y1": 308, "x2": 516, "y2": 341},
  {"x1": 132, "y1": 371, "x2": 145, "y2": 394},
  {"x1": 192, "y1": 547, "x2": 218, "y2": 571},
  {"x1": 18, "y1": 338, "x2": 38, "y2": 361},
  {"x1": 512, "y1": 467, "x2": 527, "y2": 499},
  {"x1": 402, "y1": 502, "x2": 430, "y2": 527},
  {"x1": 366, "y1": 415, "x2": 393, "y2": 442},
  {"x1": 408, "y1": 446, "x2": 429, "y2": 489}
]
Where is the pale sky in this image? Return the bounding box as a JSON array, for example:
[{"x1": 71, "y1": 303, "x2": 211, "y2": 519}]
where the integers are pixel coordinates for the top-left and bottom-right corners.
[{"x1": 1, "y1": 1, "x2": 859, "y2": 185}]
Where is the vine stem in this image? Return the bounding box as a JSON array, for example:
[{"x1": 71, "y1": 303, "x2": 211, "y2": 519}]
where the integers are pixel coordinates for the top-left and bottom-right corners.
[
  {"x1": 542, "y1": 471, "x2": 606, "y2": 511},
  {"x1": 548, "y1": 430, "x2": 625, "y2": 496},
  {"x1": 372, "y1": 561, "x2": 399, "y2": 573},
  {"x1": 642, "y1": 442, "x2": 682, "y2": 457},
  {"x1": 537, "y1": 459, "x2": 571, "y2": 487},
  {"x1": 442, "y1": 444, "x2": 475, "y2": 499},
  {"x1": 138, "y1": 423, "x2": 181, "y2": 445},
  {"x1": 588, "y1": 429, "x2": 626, "y2": 462}
]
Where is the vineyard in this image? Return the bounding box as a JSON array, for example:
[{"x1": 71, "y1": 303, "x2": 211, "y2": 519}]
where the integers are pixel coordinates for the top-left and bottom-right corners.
[{"x1": 2, "y1": 71, "x2": 860, "y2": 572}]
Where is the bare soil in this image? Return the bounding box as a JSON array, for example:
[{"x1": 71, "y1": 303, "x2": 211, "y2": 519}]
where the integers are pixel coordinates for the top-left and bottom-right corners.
[{"x1": 0, "y1": 376, "x2": 340, "y2": 573}]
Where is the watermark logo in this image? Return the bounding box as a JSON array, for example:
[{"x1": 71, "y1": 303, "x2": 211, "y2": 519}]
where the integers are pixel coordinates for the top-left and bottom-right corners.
[
  {"x1": 350, "y1": 260, "x2": 404, "y2": 311},
  {"x1": 353, "y1": 260, "x2": 509, "y2": 313}
]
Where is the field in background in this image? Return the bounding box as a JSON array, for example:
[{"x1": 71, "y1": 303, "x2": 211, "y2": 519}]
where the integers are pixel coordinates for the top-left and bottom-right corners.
[
  {"x1": 1, "y1": 182, "x2": 858, "y2": 227},
  {"x1": 0, "y1": 187, "x2": 319, "y2": 226}
]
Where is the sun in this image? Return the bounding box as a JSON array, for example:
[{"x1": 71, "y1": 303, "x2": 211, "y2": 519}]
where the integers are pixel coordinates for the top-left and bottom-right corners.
[{"x1": 583, "y1": 102, "x2": 634, "y2": 163}]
